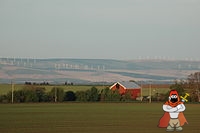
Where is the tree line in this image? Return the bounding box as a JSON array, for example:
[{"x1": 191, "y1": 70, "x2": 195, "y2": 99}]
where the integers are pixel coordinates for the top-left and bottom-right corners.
[{"x1": 0, "y1": 86, "x2": 131, "y2": 103}]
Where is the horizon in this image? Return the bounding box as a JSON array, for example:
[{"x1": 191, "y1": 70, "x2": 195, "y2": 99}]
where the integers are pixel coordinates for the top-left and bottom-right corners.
[{"x1": 1, "y1": 56, "x2": 200, "y2": 62}]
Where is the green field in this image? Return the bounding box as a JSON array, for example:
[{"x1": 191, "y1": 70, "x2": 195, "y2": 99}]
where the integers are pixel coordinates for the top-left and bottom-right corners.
[{"x1": 0, "y1": 103, "x2": 199, "y2": 133}]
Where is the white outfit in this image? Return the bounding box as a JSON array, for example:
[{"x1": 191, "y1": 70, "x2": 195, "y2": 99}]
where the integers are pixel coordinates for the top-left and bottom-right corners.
[{"x1": 163, "y1": 103, "x2": 186, "y2": 118}]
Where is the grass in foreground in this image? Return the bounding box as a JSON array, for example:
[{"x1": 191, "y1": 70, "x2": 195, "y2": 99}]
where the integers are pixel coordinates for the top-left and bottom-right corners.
[{"x1": 0, "y1": 103, "x2": 199, "y2": 133}]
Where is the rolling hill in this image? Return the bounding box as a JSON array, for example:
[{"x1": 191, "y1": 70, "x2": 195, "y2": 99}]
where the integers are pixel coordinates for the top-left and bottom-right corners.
[{"x1": 0, "y1": 58, "x2": 199, "y2": 84}]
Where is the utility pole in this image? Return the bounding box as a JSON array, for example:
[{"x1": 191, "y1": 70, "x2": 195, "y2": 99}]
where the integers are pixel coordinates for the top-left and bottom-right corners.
[
  {"x1": 55, "y1": 87, "x2": 57, "y2": 102},
  {"x1": 149, "y1": 81, "x2": 152, "y2": 103},
  {"x1": 11, "y1": 81, "x2": 14, "y2": 103},
  {"x1": 140, "y1": 81, "x2": 143, "y2": 101}
]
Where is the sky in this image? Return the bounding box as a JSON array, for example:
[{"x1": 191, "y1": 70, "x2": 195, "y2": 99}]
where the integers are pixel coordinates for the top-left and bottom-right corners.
[{"x1": 0, "y1": 0, "x2": 200, "y2": 60}]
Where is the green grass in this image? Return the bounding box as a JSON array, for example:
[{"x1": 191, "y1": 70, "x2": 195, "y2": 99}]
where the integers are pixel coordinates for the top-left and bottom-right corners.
[
  {"x1": 141, "y1": 87, "x2": 169, "y2": 96},
  {"x1": 0, "y1": 103, "x2": 199, "y2": 133},
  {"x1": 0, "y1": 84, "x2": 26, "y2": 95}
]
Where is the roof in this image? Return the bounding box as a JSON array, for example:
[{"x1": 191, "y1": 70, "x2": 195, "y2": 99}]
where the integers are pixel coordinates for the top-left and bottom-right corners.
[{"x1": 110, "y1": 81, "x2": 141, "y2": 89}]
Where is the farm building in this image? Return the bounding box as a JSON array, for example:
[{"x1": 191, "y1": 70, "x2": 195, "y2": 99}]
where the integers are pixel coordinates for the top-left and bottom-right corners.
[{"x1": 109, "y1": 81, "x2": 141, "y2": 99}]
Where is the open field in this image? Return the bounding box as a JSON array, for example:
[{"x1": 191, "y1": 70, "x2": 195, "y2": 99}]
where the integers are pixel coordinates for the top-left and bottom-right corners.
[
  {"x1": 0, "y1": 84, "x2": 170, "y2": 96},
  {"x1": 0, "y1": 103, "x2": 199, "y2": 133}
]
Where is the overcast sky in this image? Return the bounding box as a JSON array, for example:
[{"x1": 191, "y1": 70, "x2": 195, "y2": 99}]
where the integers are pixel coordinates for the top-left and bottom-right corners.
[{"x1": 0, "y1": 0, "x2": 200, "y2": 60}]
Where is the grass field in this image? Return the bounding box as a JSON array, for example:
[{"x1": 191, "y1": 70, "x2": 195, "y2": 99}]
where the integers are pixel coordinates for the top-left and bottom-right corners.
[{"x1": 0, "y1": 103, "x2": 199, "y2": 133}]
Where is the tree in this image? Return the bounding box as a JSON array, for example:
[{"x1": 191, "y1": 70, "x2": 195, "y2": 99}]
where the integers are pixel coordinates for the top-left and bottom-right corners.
[
  {"x1": 0, "y1": 94, "x2": 8, "y2": 103},
  {"x1": 187, "y1": 72, "x2": 200, "y2": 102},
  {"x1": 99, "y1": 87, "x2": 109, "y2": 101},
  {"x1": 87, "y1": 87, "x2": 99, "y2": 101},
  {"x1": 35, "y1": 87, "x2": 46, "y2": 102},
  {"x1": 75, "y1": 91, "x2": 88, "y2": 101},
  {"x1": 75, "y1": 87, "x2": 99, "y2": 102},
  {"x1": 24, "y1": 89, "x2": 38, "y2": 102},
  {"x1": 170, "y1": 80, "x2": 185, "y2": 97},
  {"x1": 65, "y1": 91, "x2": 76, "y2": 101},
  {"x1": 121, "y1": 91, "x2": 132, "y2": 101},
  {"x1": 111, "y1": 90, "x2": 121, "y2": 101},
  {"x1": 5, "y1": 86, "x2": 46, "y2": 103},
  {"x1": 100, "y1": 88, "x2": 121, "y2": 101}
]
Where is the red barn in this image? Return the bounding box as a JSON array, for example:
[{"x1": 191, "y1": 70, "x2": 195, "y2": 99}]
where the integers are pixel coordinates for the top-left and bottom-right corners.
[{"x1": 109, "y1": 81, "x2": 141, "y2": 99}]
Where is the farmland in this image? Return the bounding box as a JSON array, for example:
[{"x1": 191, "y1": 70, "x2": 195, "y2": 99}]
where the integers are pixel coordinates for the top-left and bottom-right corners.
[
  {"x1": 0, "y1": 103, "x2": 199, "y2": 133},
  {"x1": 1, "y1": 58, "x2": 200, "y2": 83}
]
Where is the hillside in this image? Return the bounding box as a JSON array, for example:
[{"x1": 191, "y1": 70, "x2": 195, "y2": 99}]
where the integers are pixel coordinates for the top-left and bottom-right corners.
[{"x1": 0, "y1": 58, "x2": 199, "y2": 84}]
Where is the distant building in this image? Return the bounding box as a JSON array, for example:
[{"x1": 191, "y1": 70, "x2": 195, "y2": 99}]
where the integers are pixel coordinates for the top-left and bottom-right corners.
[{"x1": 109, "y1": 81, "x2": 141, "y2": 99}]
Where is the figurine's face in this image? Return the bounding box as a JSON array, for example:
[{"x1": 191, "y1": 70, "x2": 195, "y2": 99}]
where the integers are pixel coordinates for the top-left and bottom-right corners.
[
  {"x1": 169, "y1": 90, "x2": 180, "y2": 104},
  {"x1": 169, "y1": 94, "x2": 178, "y2": 103}
]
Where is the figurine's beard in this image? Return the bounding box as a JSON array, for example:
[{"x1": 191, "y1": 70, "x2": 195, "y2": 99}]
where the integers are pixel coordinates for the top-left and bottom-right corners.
[{"x1": 170, "y1": 98, "x2": 178, "y2": 103}]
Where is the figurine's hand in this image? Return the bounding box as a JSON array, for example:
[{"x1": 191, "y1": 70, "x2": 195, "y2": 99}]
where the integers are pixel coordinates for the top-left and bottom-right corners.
[{"x1": 176, "y1": 104, "x2": 182, "y2": 110}]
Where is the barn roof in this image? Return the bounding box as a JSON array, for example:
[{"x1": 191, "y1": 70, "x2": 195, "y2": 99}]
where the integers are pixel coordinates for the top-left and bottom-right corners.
[{"x1": 110, "y1": 81, "x2": 141, "y2": 89}]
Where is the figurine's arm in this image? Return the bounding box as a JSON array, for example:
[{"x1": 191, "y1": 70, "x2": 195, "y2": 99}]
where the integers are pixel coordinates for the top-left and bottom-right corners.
[
  {"x1": 163, "y1": 105, "x2": 178, "y2": 112},
  {"x1": 163, "y1": 104, "x2": 185, "y2": 113},
  {"x1": 176, "y1": 104, "x2": 185, "y2": 112}
]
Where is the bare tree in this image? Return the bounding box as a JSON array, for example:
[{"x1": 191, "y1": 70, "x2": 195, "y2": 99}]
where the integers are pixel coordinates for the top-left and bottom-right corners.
[{"x1": 187, "y1": 72, "x2": 200, "y2": 102}]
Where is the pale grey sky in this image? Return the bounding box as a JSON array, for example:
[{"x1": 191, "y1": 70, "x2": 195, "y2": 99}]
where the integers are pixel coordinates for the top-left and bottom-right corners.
[{"x1": 0, "y1": 0, "x2": 200, "y2": 60}]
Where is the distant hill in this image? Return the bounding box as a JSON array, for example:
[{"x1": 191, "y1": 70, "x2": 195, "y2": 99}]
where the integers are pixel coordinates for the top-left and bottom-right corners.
[{"x1": 0, "y1": 58, "x2": 200, "y2": 84}]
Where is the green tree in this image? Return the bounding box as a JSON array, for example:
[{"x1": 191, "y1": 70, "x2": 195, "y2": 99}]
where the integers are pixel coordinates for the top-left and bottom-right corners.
[
  {"x1": 87, "y1": 87, "x2": 99, "y2": 101},
  {"x1": 65, "y1": 91, "x2": 76, "y2": 101},
  {"x1": 35, "y1": 87, "x2": 46, "y2": 102},
  {"x1": 121, "y1": 91, "x2": 132, "y2": 101},
  {"x1": 100, "y1": 88, "x2": 121, "y2": 101},
  {"x1": 6, "y1": 86, "x2": 46, "y2": 103},
  {"x1": 111, "y1": 90, "x2": 121, "y2": 101},
  {"x1": 14, "y1": 90, "x2": 25, "y2": 102},
  {"x1": 0, "y1": 94, "x2": 8, "y2": 103},
  {"x1": 75, "y1": 91, "x2": 88, "y2": 101},
  {"x1": 24, "y1": 89, "x2": 38, "y2": 102},
  {"x1": 100, "y1": 87, "x2": 109, "y2": 101},
  {"x1": 170, "y1": 80, "x2": 185, "y2": 97},
  {"x1": 75, "y1": 87, "x2": 99, "y2": 102}
]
